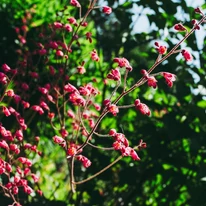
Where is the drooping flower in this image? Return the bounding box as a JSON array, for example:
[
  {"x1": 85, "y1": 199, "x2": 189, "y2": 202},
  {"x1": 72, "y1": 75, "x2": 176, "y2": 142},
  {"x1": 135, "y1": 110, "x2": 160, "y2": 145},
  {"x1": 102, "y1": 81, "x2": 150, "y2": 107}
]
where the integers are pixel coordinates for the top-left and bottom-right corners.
[
  {"x1": 134, "y1": 99, "x2": 151, "y2": 116},
  {"x1": 147, "y1": 76, "x2": 158, "y2": 89},
  {"x1": 102, "y1": 6, "x2": 112, "y2": 15},
  {"x1": 107, "y1": 68, "x2": 121, "y2": 81},
  {"x1": 108, "y1": 104, "x2": 119, "y2": 116},
  {"x1": 181, "y1": 49, "x2": 193, "y2": 61},
  {"x1": 91, "y1": 49, "x2": 99, "y2": 62},
  {"x1": 113, "y1": 57, "x2": 133, "y2": 71},
  {"x1": 70, "y1": 0, "x2": 81, "y2": 7},
  {"x1": 161, "y1": 72, "x2": 176, "y2": 88},
  {"x1": 174, "y1": 23, "x2": 187, "y2": 32}
]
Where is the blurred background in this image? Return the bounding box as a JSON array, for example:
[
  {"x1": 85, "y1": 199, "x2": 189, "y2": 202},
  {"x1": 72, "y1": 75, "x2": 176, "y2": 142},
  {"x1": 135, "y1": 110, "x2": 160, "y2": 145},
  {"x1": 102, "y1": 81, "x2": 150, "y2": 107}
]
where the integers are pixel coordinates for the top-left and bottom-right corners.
[{"x1": 0, "y1": 0, "x2": 206, "y2": 205}]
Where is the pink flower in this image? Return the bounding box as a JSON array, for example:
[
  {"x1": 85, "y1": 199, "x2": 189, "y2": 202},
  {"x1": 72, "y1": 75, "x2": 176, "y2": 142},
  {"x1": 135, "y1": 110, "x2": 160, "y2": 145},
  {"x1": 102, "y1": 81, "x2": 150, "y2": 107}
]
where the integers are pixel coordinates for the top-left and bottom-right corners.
[
  {"x1": 77, "y1": 66, "x2": 86, "y2": 74},
  {"x1": 64, "y1": 83, "x2": 78, "y2": 93},
  {"x1": 174, "y1": 23, "x2": 186, "y2": 31},
  {"x1": 53, "y1": 22, "x2": 63, "y2": 29},
  {"x1": 181, "y1": 49, "x2": 193, "y2": 61},
  {"x1": 70, "y1": 0, "x2": 80, "y2": 7},
  {"x1": 56, "y1": 50, "x2": 64, "y2": 57},
  {"x1": 91, "y1": 49, "x2": 99, "y2": 62},
  {"x1": 162, "y1": 72, "x2": 176, "y2": 88},
  {"x1": 65, "y1": 24, "x2": 73, "y2": 32},
  {"x1": 2, "y1": 106, "x2": 11, "y2": 116},
  {"x1": 108, "y1": 104, "x2": 119, "y2": 116},
  {"x1": 147, "y1": 76, "x2": 158, "y2": 89},
  {"x1": 134, "y1": 99, "x2": 151, "y2": 116},
  {"x1": 102, "y1": 6, "x2": 112, "y2": 15},
  {"x1": 109, "y1": 129, "x2": 117, "y2": 136},
  {"x1": 53, "y1": 135, "x2": 66, "y2": 147},
  {"x1": 113, "y1": 141, "x2": 123, "y2": 150},
  {"x1": 2, "y1": 64, "x2": 11, "y2": 72},
  {"x1": 156, "y1": 45, "x2": 167, "y2": 55},
  {"x1": 130, "y1": 149, "x2": 140, "y2": 161},
  {"x1": 107, "y1": 68, "x2": 121, "y2": 81},
  {"x1": 69, "y1": 92, "x2": 86, "y2": 106},
  {"x1": 67, "y1": 17, "x2": 77, "y2": 25},
  {"x1": 113, "y1": 57, "x2": 133, "y2": 71}
]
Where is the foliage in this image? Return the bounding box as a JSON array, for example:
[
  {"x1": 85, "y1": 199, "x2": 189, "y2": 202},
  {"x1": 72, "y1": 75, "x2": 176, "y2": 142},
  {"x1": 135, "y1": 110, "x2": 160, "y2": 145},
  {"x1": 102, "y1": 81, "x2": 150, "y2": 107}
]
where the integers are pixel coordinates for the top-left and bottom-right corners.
[{"x1": 0, "y1": 0, "x2": 206, "y2": 205}]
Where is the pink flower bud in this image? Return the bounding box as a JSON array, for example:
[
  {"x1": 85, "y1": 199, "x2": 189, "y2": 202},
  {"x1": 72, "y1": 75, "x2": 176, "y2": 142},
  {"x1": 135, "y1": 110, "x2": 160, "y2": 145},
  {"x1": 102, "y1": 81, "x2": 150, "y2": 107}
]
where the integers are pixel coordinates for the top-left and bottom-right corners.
[
  {"x1": 181, "y1": 49, "x2": 193, "y2": 61},
  {"x1": 2, "y1": 64, "x2": 11, "y2": 72},
  {"x1": 70, "y1": 0, "x2": 80, "y2": 7},
  {"x1": 65, "y1": 24, "x2": 73, "y2": 32},
  {"x1": 102, "y1": 6, "x2": 112, "y2": 15},
  {"x1": 107, "y1": 68, "x2": 121, "y2": 81},
  {"x1": 53, "y1": 22, "x2": 63, "y2": 29},
  {"x1": 174, "y1": 23, "x2": 186, "y2": 31},
  {"x1": 108, "y1": 104, "x2": 119, "y2": 116},
  {"x1": 56, "y1": 50, "x2": 64, "y2": 57}
]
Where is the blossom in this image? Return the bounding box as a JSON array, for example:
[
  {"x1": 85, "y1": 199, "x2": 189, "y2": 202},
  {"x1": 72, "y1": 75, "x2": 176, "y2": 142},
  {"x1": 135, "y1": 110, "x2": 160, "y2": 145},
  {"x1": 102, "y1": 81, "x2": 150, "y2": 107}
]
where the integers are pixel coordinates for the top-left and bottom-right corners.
[
  {"x1": 113, "y1": 57, "x2": 133, "y2": 71},
  {"x1": 102, "y1": 6, "x2": 112, "y2": 15},
  {"x1": 134, "y1": 99, "x2": 151, "y2": 116},
  {"x1": 147, "y1": 76, "x2": 158, "y2": 89},
  {"x1": 65, "y1": 24, "x2": 73, "y2": 32},
  {"x1": 174, "y1": 23, "x2": 186, "y2": 31},
  {"x1": 108, "y1": 104, "x2": 119, "y2": 116},
  {"x1": 91, "y1": 49, "x2": 99, "y2": 62},
  {"x1": 181, "y1": 49, "x2": 193, "y2": 61},
  {"x1": 107, "y1": 68, "x2": 121, "y2": 81},
  {"x1": 2, "y1": 64, "x2": 11, "y2": 72},
  {"x1": 157, "y1": 45, "x2": 167, "y2": 55},
  {"x1": 70, "y1": 0, "x2": 81, "y2": 7},
  {"x1": 53, "y1": 135, "x2": 66, "y2": 148},
  {"x1": 161, "y1": 72, "x2": 176, "y2": 87}
]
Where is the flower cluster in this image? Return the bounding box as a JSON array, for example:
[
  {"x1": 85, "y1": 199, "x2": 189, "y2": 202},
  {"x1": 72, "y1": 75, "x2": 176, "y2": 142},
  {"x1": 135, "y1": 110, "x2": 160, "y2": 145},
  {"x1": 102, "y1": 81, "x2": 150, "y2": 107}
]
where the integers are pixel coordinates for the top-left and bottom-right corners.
[{"x1": 109, "y1": 129, "x2": 140, "y2": 160}]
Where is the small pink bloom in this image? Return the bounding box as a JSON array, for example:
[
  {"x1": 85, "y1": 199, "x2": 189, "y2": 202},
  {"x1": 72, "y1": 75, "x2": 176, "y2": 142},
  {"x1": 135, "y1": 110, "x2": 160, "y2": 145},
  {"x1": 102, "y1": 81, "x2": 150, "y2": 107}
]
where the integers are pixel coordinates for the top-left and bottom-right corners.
[
  {"x1": 77, "y1": 66, "x2": 86, "y2": 74},
  {"x1": 135, "y1": 100, "x2": 151, "y2": 116},
  {"x1": 108, "y1": 104, "x2": 119, "y2": 116},
  {"x1": 53, "y1": 135, "x2": 66, "y2": 147},
  {"x1": 67, "y1": 17, "x2": 77, "y2": 25},
  {"x1": 6, "y1": 89, "x2": 14, "y2": 97},
  {"x1": 113, "y1": 57, "x2": 133, "y2": 71},
  {"x1": 181, "y1": 49, "x2": 193, "y2": 61},
  {"x1": 0, "y1": 140, "x2": 9, "y2": 150},
  {"x1": 64, "y1": 83, "x2": 77, "y2": 93},
  {"x1": 147, "y1": 76, "x2": 158, "y2": 89},
  {"x1": 67, "y1": 146, "x2": 77, "y2": 156},
  {"x1": 53, "y1": 22, "x2": 63, "y2": 29},
  {"x1": 56, "y1": 50, "x2": 64, "y2": 57},
  {"x1": 194, "y1": 7, "x2": 202, "y2": 14},
  {"x1": 91, "y1": 49, "x2": 99, "y2": 62},
  {"x1": 82, "y1": 157, "x2": 92, "y2": 168},
  {"x1": 174, "y1": 23, "x2": 186, "y2": 31},
  {"x1": 107, "y1": 68, "x2": 121, "y2": 81},
  {"x1": 113, "y1": 141, "x2": 123, "y2": 150},
  {"x1": 67, "y1": 109, "x2": 75, "y2": 118},
  {"x1": 102, "y1": 6, "x2": 112, "y2": 15},
  {"x1": 2, "y1": 106, "x2": 11, "y2": 116},
  {"x1": 130, "y1": 149, "x2": 140, "y2": 161},
  {"x1": 157, "y1": 46, "x2": 167, "y2": 55},
  {"x1": 70, "y1": 0, "x2": 80, "y2": 7},
  {"x1": 65, "y1": 24, "x2": 73, "y2": 32},
  {"x1": 2, "y1": 64, "x2": 11, "y2": 72},
  {"x1": 162, "y1": 72, "x2": 176, "y2": 88},
  {"x1": 109, "y1": 129, "x2": 117, "y2": 136}
]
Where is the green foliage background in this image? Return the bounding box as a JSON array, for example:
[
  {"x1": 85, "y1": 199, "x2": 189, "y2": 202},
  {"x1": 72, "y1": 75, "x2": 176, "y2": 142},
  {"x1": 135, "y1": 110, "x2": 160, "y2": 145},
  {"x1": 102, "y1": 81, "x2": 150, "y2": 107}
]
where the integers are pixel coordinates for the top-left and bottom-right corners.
[{"x1": 0, "y1": 0, "x2": 206, "y2": 205}]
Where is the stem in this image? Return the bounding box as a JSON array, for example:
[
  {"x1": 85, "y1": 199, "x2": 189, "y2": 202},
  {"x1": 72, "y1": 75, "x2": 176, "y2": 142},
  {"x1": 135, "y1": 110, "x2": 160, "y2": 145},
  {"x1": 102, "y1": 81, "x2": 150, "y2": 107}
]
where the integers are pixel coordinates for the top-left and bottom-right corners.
[
  {"x1": 70, "y1": 156, "x2": 76, "y2": 193},
  {"x1": 87, "y1": 142, "x2": 114, "y2": 150},
  {"x1": 73, "y1": 155, "x2": 123, "y2": 185}
]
